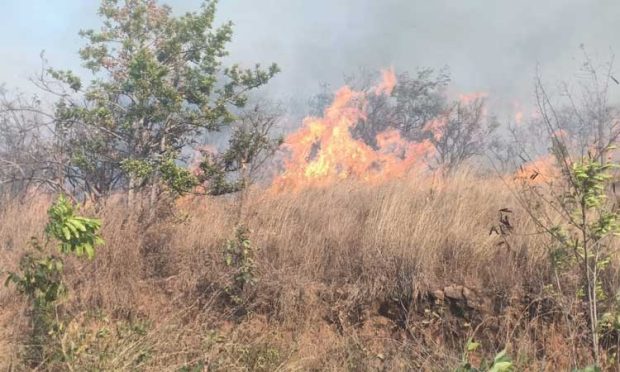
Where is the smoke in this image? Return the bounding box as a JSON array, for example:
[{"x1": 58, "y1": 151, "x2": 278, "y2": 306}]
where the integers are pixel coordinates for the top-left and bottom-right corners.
[
  {"x1": 215, "y1": 0, "x2": 620, "y2": 115},
  {"x1": 1, "y1": 0, "x2": 619, "y2": 116}
]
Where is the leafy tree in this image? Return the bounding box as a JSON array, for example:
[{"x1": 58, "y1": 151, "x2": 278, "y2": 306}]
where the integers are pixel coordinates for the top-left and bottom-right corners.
[
  {"x1": 390, "y1": 68, "x2": 451, "y2": 141},
  {"x1": 44, "y1": 0, "x2": 278, "y2": 204}
]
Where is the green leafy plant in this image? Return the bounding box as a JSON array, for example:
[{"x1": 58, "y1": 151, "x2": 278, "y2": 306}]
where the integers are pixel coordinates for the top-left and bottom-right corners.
[
  {"x1": 541, "y1": 158, "x2": 616, "y2": 363},
  {"x1": 45, "y1": 195, "x2": 103, "y2": 259},
  {"x1": 515, "y1": 141, "x2": 620, "y2": 368},
  {"x1": 511, "y1": 73, "x2": 620, "y2": 367},
  {"x1": 222, "y1": 225, "x2": 257, "y2": 305},
  {"x1": 5, "y1": 196, "x2": 103, "y2": 367},
  {"x1": 457, "y1": 340, "x2": 513, "y2": 372}
]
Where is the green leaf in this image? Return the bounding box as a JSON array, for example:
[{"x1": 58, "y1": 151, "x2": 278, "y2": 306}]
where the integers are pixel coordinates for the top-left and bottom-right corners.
[
  {"x1": 68, "y1": 218, "x2": 87, "y2": 232},
  {"x1": 466, "y1": 340, "x2": 480, "y2": 352},
  {"x1": 84, "y1": 243, "x2": 95, "y2": 260},
  {"x1": 489, "y1": 361, "x2": 513, "y2": 372},
  {"x1": 62, "y1": 226, "x2": 72, "y2": 241},
  {"x1": 489, "y1": 349, "x2": 513, "y2": 372}
]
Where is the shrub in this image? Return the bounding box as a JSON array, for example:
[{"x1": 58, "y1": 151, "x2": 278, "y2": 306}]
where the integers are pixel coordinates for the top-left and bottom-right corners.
[{"x1": 5, "y1": 195, "x2": 103, "y2": 367}]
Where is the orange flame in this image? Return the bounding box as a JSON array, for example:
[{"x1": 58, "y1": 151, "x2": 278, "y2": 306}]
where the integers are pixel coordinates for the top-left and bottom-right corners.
[
  {"x1": 514, "y1": 111, "x2": 524, "y2": 126},
  {"x1": 189, "y1": 144, "x2": 218, "y2": 176},
  {"x1": 421, "y1": 91, "x2": 488, "y2": 142},
  {"x1": 272, "y1": 70, "x2": 434, "y2": 191},
  {"x1": 458, "y1": 92, "x2": 487, "y2": 104},
  {"x1": 514, "y1": 155, "x2": 559, "y2": 184},
  {"x1": 374, "y1": 67, "x2": 397, "y2": 96},
  {"x1": 512, "y1": 101, "x2": 525, "y2": 126},
  {"x1": 423, "y1": 117, "x2": 447, "y2": 141}
]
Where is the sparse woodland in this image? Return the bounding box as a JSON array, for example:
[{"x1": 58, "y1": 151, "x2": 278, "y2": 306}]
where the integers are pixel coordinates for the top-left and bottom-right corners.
[{"x1": 1, "y1": 1, "x2": 620, "y2": 371}]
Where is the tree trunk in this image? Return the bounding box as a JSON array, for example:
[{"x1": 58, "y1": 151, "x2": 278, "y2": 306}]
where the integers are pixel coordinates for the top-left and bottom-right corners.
[
  {"x1": 148, "y1": 131, "x2": 168, "y2": 218},
  {"x1": 598, "y1": 116, "x2": 607, "y2": 165}
]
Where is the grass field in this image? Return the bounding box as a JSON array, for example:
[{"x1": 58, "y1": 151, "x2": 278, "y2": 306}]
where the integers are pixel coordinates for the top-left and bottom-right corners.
[{"x1": 1, "y1": 169, "x2": 615, "y2": 370}]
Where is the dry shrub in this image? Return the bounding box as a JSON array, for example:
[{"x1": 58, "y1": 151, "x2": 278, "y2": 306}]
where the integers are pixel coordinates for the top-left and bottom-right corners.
[{"x1": 0, "y1": 171, "x2": 611, "y2": 370}]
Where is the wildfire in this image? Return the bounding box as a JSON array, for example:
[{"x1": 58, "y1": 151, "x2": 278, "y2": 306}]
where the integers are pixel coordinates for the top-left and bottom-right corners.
[
  {"x1": 374, "y1": 67, "x2": 397, "y2": 96},
  {"x1": 458, "y1": 92, "x2": 487, "y2": 104},
  {"x1": 272, "y1": 70, "x2": 434, "y2": 191},
  {"x1": 514, "y1": 111, "x2": 524, "y2": 126},
  {"x1": 514, "y1": 155, "x2": 559, "y2": 184},
  {"x1": 423, "y1": 117, "x2": 447, "y2": 142},
  {"x1": 421, "y1": 91, "x2": 489, "y2": 143}
]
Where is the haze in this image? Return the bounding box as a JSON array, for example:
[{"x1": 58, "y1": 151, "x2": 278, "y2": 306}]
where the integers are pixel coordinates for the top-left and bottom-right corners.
[{"x1": 1, "y1": 0, "x2": 619, "y2": 115}]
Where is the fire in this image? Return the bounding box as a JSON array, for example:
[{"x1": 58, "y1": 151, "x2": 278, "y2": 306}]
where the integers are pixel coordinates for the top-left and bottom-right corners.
[
  {"x1": 513, "y1": 101, "x2": 525, "y2": 126},
  {"x1": 272, "y1": 70, "x2": 434, "y2": 191},
  {"x1": 423, "y1": 117, "x2": 447, "y2": 141},
  {"x1": 514, "y1": 155, "x2": 559, "y2": 184},
  {"x1": 514, "y1": 111, "x2": 524, "y2": 125},
  {"x1": 189, "y1": 144, "x2": 218, "y2": 176},
  {"x1": 458, "y1": 92, "x2": 487, "y2": 104},
  {"x1": 374, "y1": 67, "x2": 397, "y2": 96},
  {"x1": 421, "y1": 91, "x2": 489, "y2": 143}
]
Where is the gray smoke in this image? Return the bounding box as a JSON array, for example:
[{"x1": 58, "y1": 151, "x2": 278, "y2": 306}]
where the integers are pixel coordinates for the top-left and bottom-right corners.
[
  {"x1": 2, "y1": 0, "x2": 619, "y2": 117},
  {"x1": 215, "y1": 0, "x2": 620, "y2": 116}
]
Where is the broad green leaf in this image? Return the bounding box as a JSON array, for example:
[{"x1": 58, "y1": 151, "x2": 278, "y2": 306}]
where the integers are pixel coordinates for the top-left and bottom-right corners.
[{"x1": 489, "y1": 361, "x2": 513, "y2": 372}]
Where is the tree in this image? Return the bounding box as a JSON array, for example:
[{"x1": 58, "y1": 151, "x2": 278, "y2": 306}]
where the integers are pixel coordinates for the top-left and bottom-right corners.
[
  {"x1": 391, "y1": 68, "x2": 451, "y2": 141},
  {"x1": 502, "y1": 52, "x2": 620, "y2": 175},
  {"x1": 507, "y1": 59, "x2": 620, "y2": 366},
  {"x1": 0, "y1": 88, "x2": 65, "y2": 198},
  {"x1": 42, "y1": 0, "x2": 278, "y2": 204},
  {"x1": 307, "y1": 68, "x2": 497, "y2": 172},
  {"x1": 308, "y1": 68, "x2": 449, "y2": 147},
  {"x1": 344, "y1": 68, "x2": 450, "y2": 147},
  {"x1": 428, "y1": 97, "x2": 499, "y2": 173},
  {"x1": 198, "y1": 101, "x2": 283, "y2": 218}
]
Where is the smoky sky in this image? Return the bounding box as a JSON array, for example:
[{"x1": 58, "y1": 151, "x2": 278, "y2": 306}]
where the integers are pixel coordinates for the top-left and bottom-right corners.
[{"x1": 1, "y1": 0, "x2": 619, "y2": 116}]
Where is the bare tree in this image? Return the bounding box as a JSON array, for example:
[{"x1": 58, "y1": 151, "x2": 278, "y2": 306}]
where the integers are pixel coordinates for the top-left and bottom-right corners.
[
  {"x1": 561, "y1": 51, "x2": 620, "y2": 163},
  {"x1": 0, "y1": 88, "x2": 67, "y2": 199},
  {"x1": 429, "y1": 97, "x2": 499, "y2": 173}
]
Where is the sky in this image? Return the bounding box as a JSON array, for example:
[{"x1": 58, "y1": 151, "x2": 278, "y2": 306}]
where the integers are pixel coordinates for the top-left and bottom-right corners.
[{"x1": 1, "y1": 0, "x2": 619, "y2": 117}]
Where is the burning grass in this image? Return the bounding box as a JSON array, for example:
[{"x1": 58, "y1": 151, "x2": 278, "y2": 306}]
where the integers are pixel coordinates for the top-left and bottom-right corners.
[{"x1": 0, "y1": 170, "x2": 611, "y2": 370}]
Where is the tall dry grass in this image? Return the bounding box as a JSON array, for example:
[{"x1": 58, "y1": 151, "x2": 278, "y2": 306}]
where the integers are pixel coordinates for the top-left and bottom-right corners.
[{"x1": 0, "y1": 170, "x2": 608, "y2": 370}]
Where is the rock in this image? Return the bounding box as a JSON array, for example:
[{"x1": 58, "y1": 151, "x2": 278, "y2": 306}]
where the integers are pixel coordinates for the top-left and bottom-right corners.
[
  {"x1": 462, "y1": 287, "x2": 483, "y2": 309},
  {"x1": 441, "y1": 285, "x2": 486, "y2": 311},
  {"x1": 444, "y1": 285, "x2": 466, "y2": 301}
]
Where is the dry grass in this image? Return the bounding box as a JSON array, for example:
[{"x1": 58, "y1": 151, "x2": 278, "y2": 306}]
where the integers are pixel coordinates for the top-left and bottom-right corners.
[{"x1": 0, "y1": 171, "x2": 612, "y2": 370}]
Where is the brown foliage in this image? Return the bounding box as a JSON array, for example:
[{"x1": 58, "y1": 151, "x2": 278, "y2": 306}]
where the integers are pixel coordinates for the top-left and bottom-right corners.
[{"x1": 0, "y1": 171, "x2": 610, "y2": 370}]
